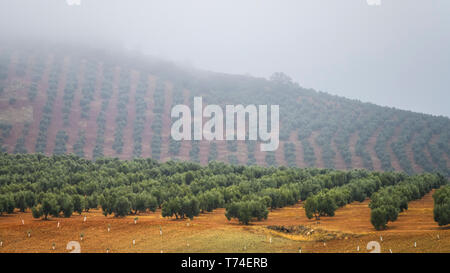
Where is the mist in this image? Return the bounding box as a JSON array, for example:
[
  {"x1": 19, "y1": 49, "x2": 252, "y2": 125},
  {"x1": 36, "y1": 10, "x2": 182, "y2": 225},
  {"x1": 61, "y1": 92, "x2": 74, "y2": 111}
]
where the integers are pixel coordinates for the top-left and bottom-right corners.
[{"x1": 1, "y1": 0, "x2": 449, "y2": 117}]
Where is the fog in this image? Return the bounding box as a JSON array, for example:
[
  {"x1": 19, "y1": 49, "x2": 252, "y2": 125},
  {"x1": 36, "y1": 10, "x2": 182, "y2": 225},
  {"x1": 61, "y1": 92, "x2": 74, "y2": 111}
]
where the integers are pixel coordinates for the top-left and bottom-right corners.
[{"x1": 1, "y1": 0, "x2": 449, "y2": 117}]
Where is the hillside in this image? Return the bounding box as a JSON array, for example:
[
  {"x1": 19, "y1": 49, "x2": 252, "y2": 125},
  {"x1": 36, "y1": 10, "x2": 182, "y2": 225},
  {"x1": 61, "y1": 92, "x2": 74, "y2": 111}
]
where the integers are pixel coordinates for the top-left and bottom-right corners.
[{"x1": 0, "y1": 44, "x2": 449, "y2": 176}]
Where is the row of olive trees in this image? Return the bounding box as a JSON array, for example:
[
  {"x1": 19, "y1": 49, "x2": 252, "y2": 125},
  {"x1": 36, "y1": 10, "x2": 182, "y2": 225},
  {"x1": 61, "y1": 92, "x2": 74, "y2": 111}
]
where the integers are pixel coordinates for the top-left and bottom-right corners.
[
  {"x1": 369, "y1": 173, "x2": 447, "y2": 230},
  {"x1": 133, "y1": 73, "x2": 149, "y2": 158},
  {"x1": 1, "y1": 153, "x2": 447, "y2": 226},
  {"x1": 303, "y1": 175, "x2": 393, "y2": 220},
  {"x1": 92, "y1": 64, "x2": 114, "y2": 159},
  {"x1": 433, "y1": 185, "x2": 450, "y2": 226},
  {"x1": 35, "y1": 59, "x2": 63, "y2": 153},
  {"x1": 112, "y1": 69, "x2": 131, "y2": 154}
]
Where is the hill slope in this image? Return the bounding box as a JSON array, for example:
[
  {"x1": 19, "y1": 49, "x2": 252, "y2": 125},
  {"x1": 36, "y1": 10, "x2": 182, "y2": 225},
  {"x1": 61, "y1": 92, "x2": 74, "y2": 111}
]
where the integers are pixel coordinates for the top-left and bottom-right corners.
[{"x1": 0, "y1": 45, "x2": 448, "y2": 175}]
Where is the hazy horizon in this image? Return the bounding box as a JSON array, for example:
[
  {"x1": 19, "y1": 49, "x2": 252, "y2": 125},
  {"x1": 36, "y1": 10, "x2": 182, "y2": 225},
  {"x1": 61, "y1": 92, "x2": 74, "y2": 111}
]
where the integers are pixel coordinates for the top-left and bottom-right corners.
[{"x1": 1, "y1": 0, "x2": 449, "y2": 117}]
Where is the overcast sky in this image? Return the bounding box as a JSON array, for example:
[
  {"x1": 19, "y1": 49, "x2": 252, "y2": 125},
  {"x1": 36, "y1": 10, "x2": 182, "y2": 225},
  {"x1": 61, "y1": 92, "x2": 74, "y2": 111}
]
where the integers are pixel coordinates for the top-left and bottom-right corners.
[{"x1": 1, "y1": 0, "x2": 449, "y2": 117}]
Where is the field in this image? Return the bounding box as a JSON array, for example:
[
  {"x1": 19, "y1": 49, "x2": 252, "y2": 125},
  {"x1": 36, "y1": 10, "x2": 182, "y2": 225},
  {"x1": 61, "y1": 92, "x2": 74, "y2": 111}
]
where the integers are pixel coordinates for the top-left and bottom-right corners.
[
  {"x1": 0, "y1": 48, "x2": 449, "y2": 176},
  {"x1": 1, "y1": 190, "x2": 448, "y2": 253}
]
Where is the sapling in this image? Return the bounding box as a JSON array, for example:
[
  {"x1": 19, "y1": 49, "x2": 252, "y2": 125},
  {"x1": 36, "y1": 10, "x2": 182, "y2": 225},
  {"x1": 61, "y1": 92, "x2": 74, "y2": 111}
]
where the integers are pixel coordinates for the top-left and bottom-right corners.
[
  {"x1": 298, "y1": 247, "x2": 302, "y2": 253},
  {"x1": 106, "y1": 248, "x2": 109, "y2": 253},
  {"x1": 52, "y1": 243, "x2": 56, "y2": 250},
  {"x1": 27, "y1": 230, "x2": 31, "y2": 238},
  {"x1": 107, "y1": 224, "x2": 111, "y2": 232},
  {"x1": 80, "y1": 232, "x2": 84, "y2": 241},
  {"x1": 134, "y1": 217, "x2": 138, "y2": 224}
]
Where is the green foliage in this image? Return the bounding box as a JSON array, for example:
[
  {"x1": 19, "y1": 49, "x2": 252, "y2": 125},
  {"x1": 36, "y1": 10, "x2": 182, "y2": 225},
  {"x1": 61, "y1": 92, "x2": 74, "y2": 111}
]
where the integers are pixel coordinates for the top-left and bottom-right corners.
[
  {"x1": 0, "y1": 153, "x2": 447, "y2": 226},
  {"x1": 265, "y1": 151, "x2": 277, "y2": 166},
  {"x1": 225, "y1": 199, "x2": 268, "y2": 225},
  {"x1": 0, "y1": 193, "x2": 15, "y2": 214},
  {"x1": 113, "y1": 69, "x2": 131, "y2": 154},
  {"x1": 114, "y1": 196, "x2": 131, "y2": 217},
  {"x1": 62, "y1": 59, "x2": 80, "y2": 126},
  {"x1": 80, "y1": 60, "x2": 97, "y2": 119},
  {"x1": 61, "y1": 197, "x2": 74, "y2": 218},
  {"x1": 93, "y1": 65, "x2": 114, "y2": 159},
  {"x1": 369, "y1": 173, "x2": 446, "y2": 229},
  {"x1": 72, "y1": 195, "x2": 84, "y2": 215},
  {"x1": 304, "y1": 192, "x2": 337, "y2": 220},
  {"x1": 34, "y1": 194, "x2": 60, "y2": 220},
  {"x1": 162, "y1": 196, "x2": 200, "y2": 220},
  {"x1": 284, "y1": 142, "x2": 297, "y2": 167},
  {"x1": 189, "y1": 140, "x2": 200, "y2": 163},
  {"x1": 433, "y1": 186, "x2": 450, "y2": 226},
  {"x1": 53, "y1": 131, "x2": 69, "y2": 155},
  {"x1": 73, "y1": 130, "x2": 86, "y2": 158},
  {"x1": 208, "y1": 143, "x2": 218, "y2": 162},
  {"x1": 35, "y1": 59, "x2": 63, "y2": 153},
  {"x1": 13, "y1": 123, "x2": 30, "y2": 154},
  {"x1": 150, "y1": 81, "x2": 166, "y2": 160}
]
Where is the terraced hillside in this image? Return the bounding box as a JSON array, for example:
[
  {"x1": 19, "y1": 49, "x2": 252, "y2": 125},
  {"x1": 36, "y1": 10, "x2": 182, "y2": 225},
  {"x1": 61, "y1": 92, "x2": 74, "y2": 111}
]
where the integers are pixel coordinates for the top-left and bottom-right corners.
[{"x1": 0, "y1": 45, "x2": 449, "y2": 176}]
